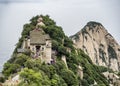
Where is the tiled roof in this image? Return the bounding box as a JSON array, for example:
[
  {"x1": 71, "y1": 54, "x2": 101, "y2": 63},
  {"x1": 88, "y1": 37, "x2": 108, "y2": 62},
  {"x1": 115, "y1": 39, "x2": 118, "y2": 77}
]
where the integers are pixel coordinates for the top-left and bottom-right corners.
[{"x1": 30, "y1": 28, "x2": 50, "y2": 45}]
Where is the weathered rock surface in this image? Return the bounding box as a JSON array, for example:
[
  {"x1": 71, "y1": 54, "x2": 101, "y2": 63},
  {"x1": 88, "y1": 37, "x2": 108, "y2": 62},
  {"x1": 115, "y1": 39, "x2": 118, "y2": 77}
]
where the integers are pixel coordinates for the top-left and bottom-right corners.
[{"x1": 70, "y1": 21, "x2": 120, "y2": 71}]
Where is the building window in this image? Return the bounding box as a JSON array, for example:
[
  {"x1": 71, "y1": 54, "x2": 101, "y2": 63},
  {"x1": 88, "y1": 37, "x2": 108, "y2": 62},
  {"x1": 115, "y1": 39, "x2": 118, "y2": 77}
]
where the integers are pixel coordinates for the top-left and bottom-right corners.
[
  {"x1": 32, "y1": 47, "x2": 34, "y2": 51},
  {"x1": 29, "y1": 46, "x2": 30, "y2": 49},
  {"x1": 42, "y1": 47, "x2": 44, "y2": 51}
]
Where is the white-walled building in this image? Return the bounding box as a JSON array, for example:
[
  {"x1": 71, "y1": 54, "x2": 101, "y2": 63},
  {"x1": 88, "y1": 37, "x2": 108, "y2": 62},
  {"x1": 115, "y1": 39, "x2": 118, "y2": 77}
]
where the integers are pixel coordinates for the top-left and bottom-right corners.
[{"x1": 21, "y1": 28, "x2": 52, "y2": 63}]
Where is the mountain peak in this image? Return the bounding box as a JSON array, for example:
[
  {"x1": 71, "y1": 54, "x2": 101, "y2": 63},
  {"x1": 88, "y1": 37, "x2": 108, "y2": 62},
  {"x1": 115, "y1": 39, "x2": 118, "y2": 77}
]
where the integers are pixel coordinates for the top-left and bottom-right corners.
[
  {"x1": 84, "y1": 21, "x2": 103, "y2": 30},
  {"x1": 71, "y1": 22, "x2": 120, "y2": 71},
  {"x1": 84, "y1": 21, "x2": 103, "y2": 31},
  {"x1": 86, "y1": 21, "x2": 102, "y2": 26}
]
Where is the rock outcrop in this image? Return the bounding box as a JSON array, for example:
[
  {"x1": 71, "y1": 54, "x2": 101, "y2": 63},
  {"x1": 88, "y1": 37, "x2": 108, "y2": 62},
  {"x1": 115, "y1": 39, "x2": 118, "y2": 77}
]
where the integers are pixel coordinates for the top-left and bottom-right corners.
[{"x1": 70, "y1": 21, "x2": 120, "y2": 71}]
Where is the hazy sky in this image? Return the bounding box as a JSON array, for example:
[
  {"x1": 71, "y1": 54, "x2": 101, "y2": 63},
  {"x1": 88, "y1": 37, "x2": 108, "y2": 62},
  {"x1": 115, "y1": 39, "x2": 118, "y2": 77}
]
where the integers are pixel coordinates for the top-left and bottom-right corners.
[{"x1": 0, "y1": 0, "x2": 120, "y2": 71}]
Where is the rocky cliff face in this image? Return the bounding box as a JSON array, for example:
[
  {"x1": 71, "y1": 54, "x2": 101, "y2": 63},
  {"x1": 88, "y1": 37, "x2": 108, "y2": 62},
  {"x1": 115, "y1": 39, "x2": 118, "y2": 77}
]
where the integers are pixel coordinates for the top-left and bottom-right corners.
[{"x1": 70, "y1": 21, "x2": 120, "y2": 71}]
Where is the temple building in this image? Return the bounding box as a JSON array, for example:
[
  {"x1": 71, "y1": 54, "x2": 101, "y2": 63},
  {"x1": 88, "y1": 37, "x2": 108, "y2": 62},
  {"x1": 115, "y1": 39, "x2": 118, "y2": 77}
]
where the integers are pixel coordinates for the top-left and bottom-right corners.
[
  {"x1": 21, "y1": 28, "x2": 52, "y2": 63},
  {"x1": 17, "y1": 17, "x2": 52, "y2": 63}
]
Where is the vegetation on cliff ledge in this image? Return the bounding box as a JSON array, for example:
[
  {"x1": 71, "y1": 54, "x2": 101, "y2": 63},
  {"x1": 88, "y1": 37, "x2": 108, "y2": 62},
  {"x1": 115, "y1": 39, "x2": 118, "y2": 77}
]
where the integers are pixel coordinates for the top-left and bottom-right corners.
[{"x1": 1, "y1": 15, "x2": 109, "y2": 86}]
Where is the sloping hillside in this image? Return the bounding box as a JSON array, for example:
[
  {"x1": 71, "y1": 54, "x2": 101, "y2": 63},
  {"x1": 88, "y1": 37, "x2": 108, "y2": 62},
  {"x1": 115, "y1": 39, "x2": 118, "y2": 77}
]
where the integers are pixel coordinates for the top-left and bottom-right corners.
[{"x1": 1, "y1": 15, "x2": 116, "y2": 86}]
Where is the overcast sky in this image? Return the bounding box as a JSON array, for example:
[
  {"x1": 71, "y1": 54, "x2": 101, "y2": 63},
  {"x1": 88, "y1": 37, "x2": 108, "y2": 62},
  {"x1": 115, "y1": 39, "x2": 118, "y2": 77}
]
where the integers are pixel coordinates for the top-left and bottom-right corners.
[{"x1": 0, "y1": 0, "x2": 120, "y2": 71}]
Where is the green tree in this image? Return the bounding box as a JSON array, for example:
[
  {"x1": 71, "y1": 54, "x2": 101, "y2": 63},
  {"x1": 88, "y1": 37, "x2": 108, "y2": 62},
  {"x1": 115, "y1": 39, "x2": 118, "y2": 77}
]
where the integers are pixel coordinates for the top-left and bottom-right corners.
[
  {"x1": 24, "y1": 59, "x2": 41, "y2": 70},
  {"x1": 0, "y1": 77, "x2": 5, "y2": 83},
  {"x1": 51, "y1": 74, "x2": 67, "y2": 86},
  {"x1": 60, "y1": 69, "x2": 78, "y2": 86},
  {"x1": 81, "y1": 79, "x2": 89, "y2": 86},
  {"x1": 40, "y1": 64, "x2": 56, "y2": 78},
  {"x1": 2, "y1": 63, "x2": 20, "y2": 78},
  {"x1": 20, "y1": 68, "x2": 50, "y2": 86},
  {"x1": 53, "y1": 61, "x2": 67, "y2": 74},
  {"x1": 14, "y1": 54, "x2": 30, "y2": 66}
]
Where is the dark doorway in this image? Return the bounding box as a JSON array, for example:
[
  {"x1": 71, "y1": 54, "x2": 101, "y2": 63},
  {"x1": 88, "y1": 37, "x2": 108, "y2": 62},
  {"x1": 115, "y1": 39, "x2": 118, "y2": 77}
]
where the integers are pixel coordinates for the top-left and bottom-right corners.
[{"x1": 36, "y1": 46, "x2": 40, "y2": 52}]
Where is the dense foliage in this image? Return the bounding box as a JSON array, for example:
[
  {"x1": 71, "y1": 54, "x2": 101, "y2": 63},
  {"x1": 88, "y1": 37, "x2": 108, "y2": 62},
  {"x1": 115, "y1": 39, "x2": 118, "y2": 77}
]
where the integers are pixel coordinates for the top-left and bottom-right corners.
[{"x1": 2, "y1": 15, "x2": 110, "y2": 86}]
